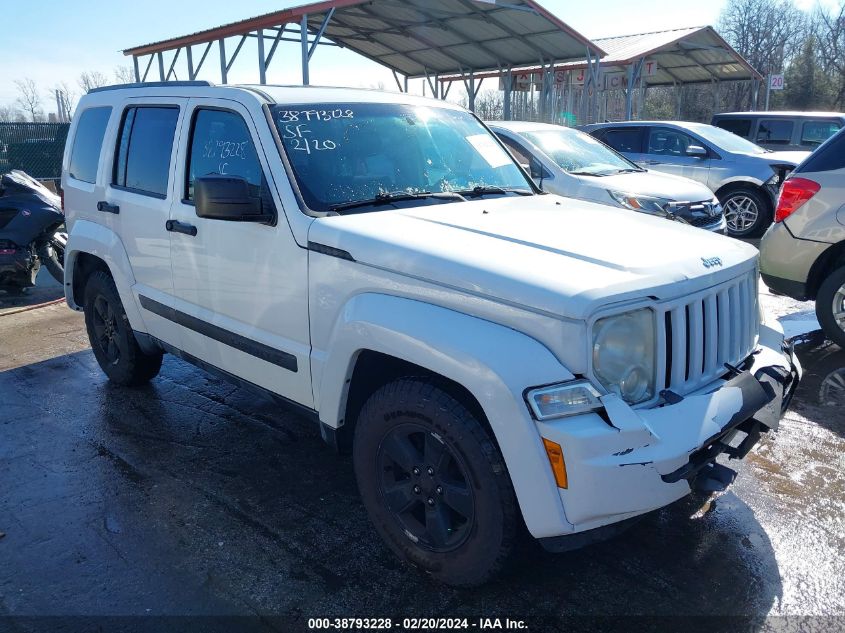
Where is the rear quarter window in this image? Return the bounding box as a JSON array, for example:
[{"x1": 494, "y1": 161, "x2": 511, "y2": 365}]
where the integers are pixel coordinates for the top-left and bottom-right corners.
[
  {"x1": 68, "y1": 107, "x2": 112, "y2": 183},
  {"x1": 801, "y1": 120, "x2": 842, "y2": 147},
  {"x1": 796, "y1": 129, "x2": 845, "y2": 173},
  {"x1": 598, "y1": 128, "x2": 643, "y2": 153}
]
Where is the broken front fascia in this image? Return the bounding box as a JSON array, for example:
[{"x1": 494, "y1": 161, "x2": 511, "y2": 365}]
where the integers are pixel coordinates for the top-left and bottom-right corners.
[{"x1": 534, "y1": 321, "x2": 800, "y2": 534}]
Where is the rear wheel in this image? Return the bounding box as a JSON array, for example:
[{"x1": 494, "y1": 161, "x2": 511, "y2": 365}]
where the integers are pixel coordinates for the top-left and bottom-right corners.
[
  {"x1": 83, "y1": 270, "x2": 163, "y2": 385},
  {"x1": 721, "y1": 187, "x2": 770, "y2": 237},
  {"x1": 353, "y1": 378, "x2": 519, "y2": 586},
  {"x1": 816, "y1": 266, "x2": 845, "y2": 348}
]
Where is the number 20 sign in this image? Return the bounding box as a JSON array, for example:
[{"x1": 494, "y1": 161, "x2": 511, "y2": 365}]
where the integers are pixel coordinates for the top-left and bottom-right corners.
[{"x1": 770, "y1": 74, "x2": 785, "y2": 90}]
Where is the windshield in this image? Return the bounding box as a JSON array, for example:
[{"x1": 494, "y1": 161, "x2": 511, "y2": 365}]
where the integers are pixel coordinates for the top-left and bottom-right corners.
[
  {"x1": 687, "y1": 123, "x2": 768, "y2": 154},
  {"x1": 272, "y1": 103, "x2": 533, "y2": 212},
  {"x1": 521, "y1": 128, "x2": 639, "y2": 175}
]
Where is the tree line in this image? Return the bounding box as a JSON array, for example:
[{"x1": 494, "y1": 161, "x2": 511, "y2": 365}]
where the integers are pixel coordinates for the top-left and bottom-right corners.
[{"x1": 0, "y1": 67, "x2": 134, "y2": 123}]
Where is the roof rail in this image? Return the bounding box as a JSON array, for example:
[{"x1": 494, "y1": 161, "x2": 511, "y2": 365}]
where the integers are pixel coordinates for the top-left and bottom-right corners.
[{"x1": 88, "y1": 80, "x2": 214, "y2": 94}]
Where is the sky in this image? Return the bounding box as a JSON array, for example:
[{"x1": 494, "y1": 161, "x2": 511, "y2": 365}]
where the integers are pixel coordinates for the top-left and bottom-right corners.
[{"x1": 0, "y1": 0, "x2": 737, "y2": 113}]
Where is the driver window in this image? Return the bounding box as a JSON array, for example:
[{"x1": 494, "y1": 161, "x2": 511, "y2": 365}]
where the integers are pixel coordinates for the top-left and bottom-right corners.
[
  {"x1": 647, "y1": 128, "x2": 696, "y2": 156},
  {"x1": 186, "y1": 109, "x2": 264, "y2": 200}
]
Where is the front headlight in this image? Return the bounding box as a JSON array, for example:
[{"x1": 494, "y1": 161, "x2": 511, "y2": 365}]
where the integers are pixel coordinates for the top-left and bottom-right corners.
[
  {"x1": 526, "y1": 381, "x2": 603, "y2": 420},
  {"x1": 592, "y1": 309, "x2": 656, "y2": 405},
  {"x1": 608, "y1": 190, "x2": 672, "y2": 215}
]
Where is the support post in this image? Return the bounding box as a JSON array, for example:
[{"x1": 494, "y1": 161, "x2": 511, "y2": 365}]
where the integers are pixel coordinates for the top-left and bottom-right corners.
[
  {"x1": 468, "y1": 72, "x2": 476, "y2": 112},
  {"x1": 404, "y1": 75, "x2": 409, "y2": 93},
  {"x1": 187, "y1": 46, "x2": 195, "y2": 80},
  {"x1": 503, "y1": 65, "x2": 512, "y2": 121},
  {"x1": 157, "y1": 52, "x2": 165, "y2": 81},
  {"x1": 764, "y1": 74, "x2": 771, "y2": 111},
  {"x1": 301, "y1": 14, "x2": 310, "y2": 85},
  {"x1": 133, "y1": 56, "x2": 140, "y2": 83},
  {"x1": 258, "y1": 29, "x2": 267, "y2": 84},
  {"x1": 219, "y1": 39, "x2": 227, "y2": 84}
]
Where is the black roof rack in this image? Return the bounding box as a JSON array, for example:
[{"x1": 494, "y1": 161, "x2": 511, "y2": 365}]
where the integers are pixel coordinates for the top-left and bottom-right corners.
[{"x1": 88, "y1": 81, "x2": 213, "y2": 94}]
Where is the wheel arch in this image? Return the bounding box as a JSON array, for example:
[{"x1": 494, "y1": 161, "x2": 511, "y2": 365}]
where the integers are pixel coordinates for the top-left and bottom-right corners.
[
  {"x1": 314, "y1": 292, "x2": 576, "y2": 537},
  {"x1": 64, "y1": 220, "x2": 146, "y2": 334},
  {"x1": 807, "y1": 241, "x2": 845, "y2": 300}
]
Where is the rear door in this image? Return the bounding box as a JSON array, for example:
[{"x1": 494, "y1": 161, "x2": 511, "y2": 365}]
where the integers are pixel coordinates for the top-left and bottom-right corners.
[
  {"x1": 103, "y1": 98, "x2": 188, "y2": 349},
  {"x1": 593, "y1": 127, "x2": 646, "y2": 165},
  {"x1": 641, "y1": 126, "x2": 711, "y2": 185}
]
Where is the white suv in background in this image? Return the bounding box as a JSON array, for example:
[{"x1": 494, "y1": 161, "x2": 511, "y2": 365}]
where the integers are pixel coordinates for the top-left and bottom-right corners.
[{"x1": 62, "y1": 82, "x2": 799, "y2": 586}]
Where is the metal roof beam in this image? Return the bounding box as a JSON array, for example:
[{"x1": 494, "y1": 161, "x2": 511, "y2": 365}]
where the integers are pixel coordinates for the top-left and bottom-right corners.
[
  {"x1": 308, "y1": 8, "x2": 335, "y2": 60},
  {"x1": 193, "y1": 42, "x2": 213, "y2": 79},
  {"x1": 166, "y1": 48, "x2": 182, "y2": 80},
  {"x1": 351, "y1": 4, "x2": 479, "y2": 70},
  {"x1": 140, "y1": 54, "x2": 154, "y2": 82},
  {"x1": 225, "y1": 35, "x2": 248, "y2": 73}
]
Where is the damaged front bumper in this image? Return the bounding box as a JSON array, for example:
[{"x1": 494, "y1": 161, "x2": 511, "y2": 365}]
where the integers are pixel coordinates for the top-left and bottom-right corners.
[{"x1": 535, "y1": 323, "x2": 800, "y2": 548}]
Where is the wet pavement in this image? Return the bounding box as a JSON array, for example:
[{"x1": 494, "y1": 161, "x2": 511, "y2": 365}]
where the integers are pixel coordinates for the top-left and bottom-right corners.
[{"x1": 0, "y1": 287, "x2": 844, "y2": 631}]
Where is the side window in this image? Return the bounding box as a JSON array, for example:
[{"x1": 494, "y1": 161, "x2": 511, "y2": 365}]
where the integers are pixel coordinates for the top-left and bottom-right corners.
[
  {"x1": 68, "y1": 107, "x2": 112, "y2": 183},
  {"x1": 715, "y1": 118, "x2": 752, "y2": 139},
  {"x1": 801, "y1": 120, "x2": 842, "y2": 147},
  {"x1": 113, "y1": 106, "x2": 180, "y2": 197},
  {"x1": 498, "y1": 135, "x2": 533, "y2": 166},
  {"x1": 186, "y1": 109, "x2": 263, "y2": 200},
  {"x1": 756, "y1": 119, "x2": 794, "y2": 146},
  {"x1": 498, "y1": 135, "x2": 547, "y2": 180},
  {"x1": 647, "y1": 128, "x2": 697, "y2": 156},
  {"x1": 601, "y1": 128, "x2": 643, "y2": 153}
]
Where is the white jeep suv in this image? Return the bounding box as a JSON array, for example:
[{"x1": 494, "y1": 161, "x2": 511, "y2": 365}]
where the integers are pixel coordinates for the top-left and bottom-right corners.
[{"x1": 62, "y1": 82, "x2": 800, "y2": 586}]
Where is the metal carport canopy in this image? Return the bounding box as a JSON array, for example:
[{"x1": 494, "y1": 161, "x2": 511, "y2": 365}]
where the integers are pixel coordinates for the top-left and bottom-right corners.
[
  {"x1": 122, "y1": 0, "x2": 606, "y2": 80},
  {"x1": 440, "y1": 26, "x2": 762, "y2": 85}
]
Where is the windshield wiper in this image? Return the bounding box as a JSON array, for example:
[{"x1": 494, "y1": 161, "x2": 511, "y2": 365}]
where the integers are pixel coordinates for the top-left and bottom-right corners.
[
  {"x1": 568, "y1": 170, "x2": 612, "y2": 177},
  {"x1": 457, "y1": 186, "x2": 534, "y2": 198},
  {"x1": 615, "y1": 168, "x2": 645, "y2": 174},
  {"x1": 329, "y1": 191, "x2": 465, "y2": 213}
]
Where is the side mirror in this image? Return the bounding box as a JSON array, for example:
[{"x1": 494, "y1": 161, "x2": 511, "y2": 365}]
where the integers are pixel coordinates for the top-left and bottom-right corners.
[
  {"x1": 686, "y1": 145, "x2": 708, "y2": 158},
  {"x1": 194, "y1": 175, "x2": 274, "y2": 223}
]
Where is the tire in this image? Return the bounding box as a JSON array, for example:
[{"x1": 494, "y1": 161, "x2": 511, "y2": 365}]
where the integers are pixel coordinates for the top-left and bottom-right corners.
[
  {"x1": 720, "y1": 187, "x2": 771, "y2": 238},
  {"x1": 37, "y1": 233, "x2": 66, "y2": 285},
  {"x1": 815, "y1": 266, "x2": 845, "y2": 348},
  {"x1": 353, "y1": 378, "x2": 519, "y2": 586},
  {"x1": 83, "y1": 270, "x2": 163, "y2": 385}
]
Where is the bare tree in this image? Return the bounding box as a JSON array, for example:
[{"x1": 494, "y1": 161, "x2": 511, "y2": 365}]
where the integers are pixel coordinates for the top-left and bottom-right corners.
[
  {"x1": 0, "y1": 104, "x2": 22, "y2": 122},
  {"x1": 52, "y1": 82, "x2": 76, "y2": 122},
  {"x1": 718, "y1": 0, "x2": 808, "y2": 108},
  {"x1": 78, "y1": 70, "x2": 109, "y2": 93},
  {"x1": 114, "y1": 65, "x2": 135, "y2": 84},
  {"x1": 14, "y1": 78, "x2": 43, "y2": 122},
  {"x1": 815, "y1": 2, "x2": 845, "y2": 108}
]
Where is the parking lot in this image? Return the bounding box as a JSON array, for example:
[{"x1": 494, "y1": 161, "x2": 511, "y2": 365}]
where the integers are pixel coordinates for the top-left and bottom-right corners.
[{"x1": 1, "y1": 276, "x2": 843, "y2": 631}]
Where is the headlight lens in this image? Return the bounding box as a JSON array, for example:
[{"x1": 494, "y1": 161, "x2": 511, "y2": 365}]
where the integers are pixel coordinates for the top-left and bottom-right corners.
[
  {"x1": 608, "y1": 190, "x2": 672, "y2": 215},
  {"x1": 526, "y1": 381, "x2": 603, "y2": 420},
  {"x1": 592, "y1": 309, "x2": 656, "y2": 405}
]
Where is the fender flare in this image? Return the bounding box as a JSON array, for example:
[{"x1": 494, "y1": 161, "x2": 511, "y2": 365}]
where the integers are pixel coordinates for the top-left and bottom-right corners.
[
  {"x1": 316, "y1": 293, "x2": 576, "y2": 536},
  {"x1": 65, "y1": 220, "x2": 146, "y2": 333}
]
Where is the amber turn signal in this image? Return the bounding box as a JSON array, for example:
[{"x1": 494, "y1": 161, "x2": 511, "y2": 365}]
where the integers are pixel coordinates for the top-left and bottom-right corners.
[{"x1": 542, "y1": 438, "x2": 568, "y2": 489}]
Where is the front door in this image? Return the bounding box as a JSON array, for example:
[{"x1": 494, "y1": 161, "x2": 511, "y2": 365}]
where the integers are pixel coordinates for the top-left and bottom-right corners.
[
  {"x1": 167, "y1": 98, "x2": 313, "y2": 407},
  {"x1": 642, "y1": 127, "x2": 711, "y2": 186}
]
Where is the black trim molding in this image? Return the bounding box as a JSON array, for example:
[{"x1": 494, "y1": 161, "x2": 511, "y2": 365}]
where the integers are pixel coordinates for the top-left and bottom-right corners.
[
  {"x1": 307, "y1": 241, "x2": 355, "y2": 261},
  {"x1": 139, "y1": 295, "x2": 298, "y2": 372}
]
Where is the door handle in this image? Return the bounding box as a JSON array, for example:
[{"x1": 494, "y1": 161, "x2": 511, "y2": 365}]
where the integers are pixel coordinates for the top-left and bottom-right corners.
[
  {"x1": 165, "y1": 220, "x2": 197, "y2": 237},
  {"x1": 97, "y1": 201, "x2": 119, "y2": 214}
]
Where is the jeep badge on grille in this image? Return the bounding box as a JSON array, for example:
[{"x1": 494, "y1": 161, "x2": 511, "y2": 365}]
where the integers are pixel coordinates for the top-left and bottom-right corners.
[{"x1": 701, "y1": 256, "x2": 723, "y2": 268}]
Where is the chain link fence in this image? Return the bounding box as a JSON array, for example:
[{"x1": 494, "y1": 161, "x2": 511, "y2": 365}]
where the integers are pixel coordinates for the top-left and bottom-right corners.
[{"x1": 0, "y1": 123, "x2": 69, "y2": 182}]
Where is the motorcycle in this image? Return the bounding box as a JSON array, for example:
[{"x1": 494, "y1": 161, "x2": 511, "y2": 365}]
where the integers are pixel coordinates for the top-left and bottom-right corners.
[{"x1": 0, "y1": 170, "x2": 66, "y2": 294}]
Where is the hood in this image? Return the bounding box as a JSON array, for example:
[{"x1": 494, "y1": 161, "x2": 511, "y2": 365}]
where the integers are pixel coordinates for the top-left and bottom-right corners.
[
  {"x1": 756, "y1": 150, "x2": 811, "y2": 166},
  {"x1": 588, "y1": 170, "x2": 715, "y2": 202},
  {"x1": 309, "y1": 195, "x2": 758, "y2": 320}
]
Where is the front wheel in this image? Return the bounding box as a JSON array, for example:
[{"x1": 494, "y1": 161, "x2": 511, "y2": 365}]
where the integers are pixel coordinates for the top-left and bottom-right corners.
[
  {"x1": 353, "y1": 378, "x2": 519, "y2": 586},
  {"x1": 721, "y1": 187, "x2": 771, "y2": 237},
  {"x1": 816, "y1": 266, "x2": 845, "y2": 348},
  {"x1": 83, "y1": 270, "x2": 163, "y2": 385}
]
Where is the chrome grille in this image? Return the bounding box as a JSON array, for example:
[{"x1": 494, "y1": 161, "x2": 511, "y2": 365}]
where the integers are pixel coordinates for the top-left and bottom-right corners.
[{"x1": 659, "y1": 269, "x2": 759, "y2": 395}]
